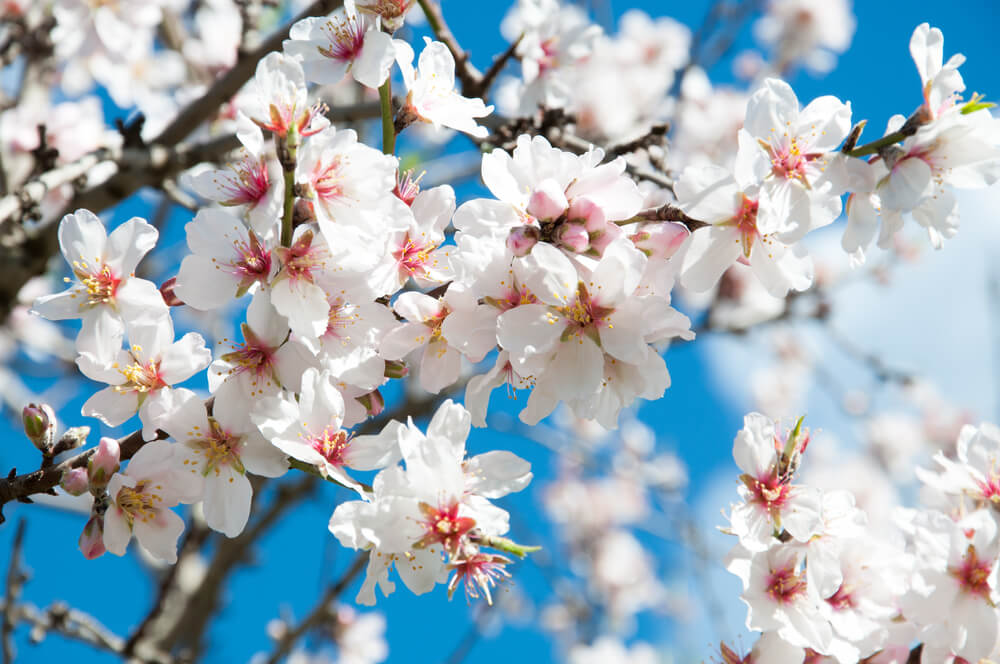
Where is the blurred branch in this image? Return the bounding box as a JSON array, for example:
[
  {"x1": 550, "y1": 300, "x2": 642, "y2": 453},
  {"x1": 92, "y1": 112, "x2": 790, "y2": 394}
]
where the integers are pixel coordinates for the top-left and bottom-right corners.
[
  {"x1": 1, "y1": 520, "x2": 26, "y2": 664},
  {"x1": 415, "y1": 0, "x2": 483, "y2": 96},
  {"x1": 263, "y1": 551, "x2": 368, "y2": 664}
]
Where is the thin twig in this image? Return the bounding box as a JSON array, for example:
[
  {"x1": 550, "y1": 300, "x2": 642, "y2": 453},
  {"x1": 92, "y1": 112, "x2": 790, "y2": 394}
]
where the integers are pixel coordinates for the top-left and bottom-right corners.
[
  {"x1": 263, "y1": 552, "x2": 368, "y2": 664},
  {"x1": 1, "y1": 519, "x2": 26, "y2": 664}
]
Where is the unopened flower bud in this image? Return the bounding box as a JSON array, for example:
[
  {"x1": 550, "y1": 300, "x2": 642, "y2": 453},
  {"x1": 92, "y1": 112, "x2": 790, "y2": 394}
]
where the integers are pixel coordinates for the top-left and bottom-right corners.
[
  {"x1": 526, "y1": 180, "x2": 568, "y2": 221},
  {"x1": 567, "y1": 197, "x2": 606, "y2": 232},
  {"x1": 159, "y1": 277, "x2": 184, "y2": 307},
  {"x1": 630, "y1": 221, "x2": 689, "y2": 259},
  {"x1": 384, "y1": 360, "x2": 409, "y2": 379},
  {"x1": 507, "y1": 225, "x2": 540, "y2": 257},
  {"x1": 79, "y1": 514, "x2": 106, "y2": 560},
  {"x1": 556, "y1": 223, "x2": 590, "y2": 253},
  {"x1": 87, "y1": 437, "x2": 120, "y2": 490},
  {"x1": 61, "y1": 468, "x2": 89, "y2": 496},
  {"x1": 22, "y1": 403, "x2": 56, "y2": 454},
  {"x1": 356, "y1": 390, "x2": 385, "y2": 418}
]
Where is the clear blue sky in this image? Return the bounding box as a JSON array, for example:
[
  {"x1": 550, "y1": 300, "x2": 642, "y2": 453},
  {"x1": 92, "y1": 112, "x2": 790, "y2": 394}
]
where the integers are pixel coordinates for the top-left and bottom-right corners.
[{"x1": 0, "y1": 1, "x2": 997, "y2": 662}]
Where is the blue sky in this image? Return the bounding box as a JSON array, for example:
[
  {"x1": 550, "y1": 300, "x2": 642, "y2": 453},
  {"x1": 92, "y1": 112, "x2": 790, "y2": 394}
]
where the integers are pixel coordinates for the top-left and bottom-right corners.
[{"x1": 1, "y1": 1, "x2": 998, "y2": 663}]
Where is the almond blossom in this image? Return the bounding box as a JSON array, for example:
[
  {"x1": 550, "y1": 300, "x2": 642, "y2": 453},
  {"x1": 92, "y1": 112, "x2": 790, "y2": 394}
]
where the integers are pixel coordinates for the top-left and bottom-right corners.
[
  {"x1": 395, "y1": 38, "x2": 494, "y2": 138},
  {"x1": 102, "y1": 440, "x2": 201, "y2": 563},
  {"x1": 77, "y1": 314, "x2": 211, "y2": 437},
  {"x1": 174, "y1": 208, "x2": 277, "y2": 311},
  {"x1": 252, "y1": 368, "x2": 399, "y2": 494},
  {"x1": 242, "y1": 52, "x2": 329, "y2": 139},
  {"x1": 284, "y1": 3, "x2": 396, "y2": 89},
  {"x1": 31, "y1": 210, "x2": 168, "y2": 363},
  {"x1": 186, "y1": 113, "x2": 283, "y2": 238},
  {"x1": 379, "y1": 290, "x2": 496, "y2": 394},
  {"x1": 328, "y1": 401, "x2": 531, "y2": 605},
  {"x1": 677, "y1": 164, "x2": 814, "y2": 297},
  {"x1": 159, "y1": 388, "x2": 288, "y2": 537}
]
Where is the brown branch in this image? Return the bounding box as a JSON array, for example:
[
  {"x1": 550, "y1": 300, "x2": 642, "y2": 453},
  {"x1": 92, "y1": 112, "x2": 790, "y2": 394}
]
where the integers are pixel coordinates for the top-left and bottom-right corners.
[
  {"x1": 1, "y1": 520, "x2": 26, "y2": 664},
  {"x1": 263, "y1": 551, "x2": 368, "y2": 664},
  {"x1": 0, "y1": 429, "x2": 168, "y2": 525}
]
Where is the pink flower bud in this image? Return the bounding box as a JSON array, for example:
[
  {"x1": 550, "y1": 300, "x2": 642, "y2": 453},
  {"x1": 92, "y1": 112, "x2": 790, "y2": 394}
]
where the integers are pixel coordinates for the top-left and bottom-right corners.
[
  {"x1": 556, "y1": 223, "x2": 590, "y2": 253},
  {"x1": 159, "y1": 277, "x2": 184, "y2": 307},
  {"x1": 87, "y1": 437, "x2": 120, "y2": 489},
  {"x1": 384, "y1": 360, "x2": 409, "y2": 379},
  {"x1": 629, "y1": 222, "x2": 689, "y2": 259},
  {"x1": 526, "y1": 180, "x2": 568, "y2": 221},
  {"x1": 79, "y1": 514, "x2": 106, "y2": 560},
  {"x1": 22, "y1": 402, "x2": 56, "y2": 453},
  {"x1": 357, "y1": 390, "x2": 385, "y2": 418},
  {"x1": 506, "y1": 225, "x2": 540, "y2": 257},
  {"x1": 567, "y1": 198, "x2": 606, "y2": 232},
  {"x1": 588, "y1": 223, "x2": 623, "y2": 257},
  {"x1": 61, "y1": 468, "x2": 89, "y2": 496}
]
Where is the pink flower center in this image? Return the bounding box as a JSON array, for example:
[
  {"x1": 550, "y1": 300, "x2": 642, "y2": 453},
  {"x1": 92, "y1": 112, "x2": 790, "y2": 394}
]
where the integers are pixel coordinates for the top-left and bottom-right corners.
[
  {"x1": 554, "y1": 283, "x2": 613, "y2": 338},
  {"x1": 730, "y1": 195, "x2": 760, "y2": 259},
  {"x1": 538, "y1": 38, "x2": 559, "y2": 75},
  {"x1": 318, "y1": 15, "x2": 366, "y2": 62},
  {"x1": 310, "y1": 426, "x2": 352, "y2": 466},
  {"x1": 394, "y1": 169, "x2": 422, "y2": 206},
  {"x1": 951, "y1": 544, "x2": 995, "y2": 599},
  {"x1": 218, "y1": 154, "x2": 271, "y2": 206},
  {"x1": 219, "y1": 324, "x2": 278, "y2": 396},
  {"x1": 765, "y1": 565, "x2": 807, "y2": 604},
  {"x1": 392, "y1": 235, "x2": 437, "y2": 279},
  {"x1": 226, "y1": 231, "x2": 272, "y2": 288},
  {"x1": 115, "y1": 481, "x2": 162, "y2": 524},
  {"x1": 447, "y1": 553, "x2": 512, "y2": 604},
  {"x1": 114, "y1": 352, "x2": 165, "y2": 396},
  {"x1": 975, "y1": 465, "x2": 1000, "y2": 503},
  {"x1": 72, "y1": 262, "x2": 121, "y2": 308},
  {"x1": 826, "y1": 583, "x2": 856, "y2": 611},
  {"x1": 187, "y1": 418, "x2": 246, "y2": 476},
  {"x1": 276, "y1": 230, "x2": 326, "y2": 284},
  {"x1": 311, "y1": 155, "x2": 346, "y2": 202},
  {"x1": 416, "y1": 501, "x2": 476, "y2": 554},
  {"x1": 769, "y1": 138, "x2": 811, "y2": 180}
]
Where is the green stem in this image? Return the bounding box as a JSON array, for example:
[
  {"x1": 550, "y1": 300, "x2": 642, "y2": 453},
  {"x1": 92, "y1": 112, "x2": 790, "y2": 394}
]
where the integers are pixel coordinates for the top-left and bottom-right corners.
[
  {"x1": 475, "y1": 534, "x2": 541, "y2": 559},
  {"x1": 379, "y1": 79, "x2": 395, "y2": 155},
  {"x1": 279, "y1": 126, "x2": 300, "y2": 247},
  {"x1": 844, "y1": 129, "x2": 910, "y2": 158},
  {"x1": 416, "y1": 0, "x2": 444, "y2": 36}
]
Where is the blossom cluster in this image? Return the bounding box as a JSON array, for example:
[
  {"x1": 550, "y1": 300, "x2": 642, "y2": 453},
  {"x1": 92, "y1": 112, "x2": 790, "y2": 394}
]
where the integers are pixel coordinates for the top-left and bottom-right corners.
[{"x1": 724, "y1": 413, "x2": 1000, "y2": 662}]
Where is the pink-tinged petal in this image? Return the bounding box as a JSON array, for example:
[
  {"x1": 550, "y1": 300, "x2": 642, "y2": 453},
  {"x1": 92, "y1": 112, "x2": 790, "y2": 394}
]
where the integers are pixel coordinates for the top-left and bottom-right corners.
[
  {"x1": 203, "y1": 469, "x2": 252, "y2": 538},
  {"x1": 77, "y1": 307, "x2": 126, "y2": 365},
  {"x1": 159, "y1": 332, "x2": 212, "y2": 385},
  {"x1": 465, "y1": 451, "x2": 532, "y2": 498},
  {"x1": 270, "y1": 278, "x2": 329, "y2": 340},
  {"x1": 426, "y1": 399, "x2": 470, "y2": 448},
  {"x1": 411, "y1": 184, "x2": 456, "y2": 234},
  {"x1": 31, "y1": 287, "x2": 88, "y2": 321},
  {"x1": 744, "y1": 78, "x2": 799, "y2": 140},
  {"x1": 452, "y1": 199, "x2": 521, "y2": 235},
  {"x1": 419, "y1": 340, "x2": 461, "y2": 394},
  {"x1": 381, "y1": 321, "x2": 432, "y2": 360},
  {"x1": 246, "y1": 289, "x2": 291, "y2": 347},
  {"x1": 680, "y1": 226, "x2": 742, "y2": 293},
  {"x1": 733, "y1": 413, "x2": 777, "y2": 477},
  {"x1": 795, "y1": 95, "x2": 852, "y2": 153},
  {"x1": 395, "y1": 546, "x2": 446, "y2": 596},
  {"x1": 674, "y1": 166, "x2": 742, "y2": 223},
  {"x1": 344, "y1": 420, "x2": 405, "y2": 471},
  {"x1": 58, "y1": 209, "x2": 107, "y2": 267},
  {"x1": 132, "y1": 508, "x2": 185, "y2": 563},
  {"x1": 393, "y1": 291, "x2": 441, "y2": 323},
  {"x1": 590, "y1": 239, "x2": 645, "y2": 306},
  {"x1": 174, "y1": 254, "x2": 240, "y2": 310},
  {"x1": 240, "y1": 436, "x2": 289, "y2": 478},
  {"x1": 82, "y1": 386, "x2": 138, "y2": 427},
  {"x1": 115, "y1": 277, "x2": 168, "y2": 326},
  {"x1": 440, "y1": 305, "x2": 497, "y2": 362},
  {"x1": 105, "y1": 217, "x2": 158, "y2": 276},
  {"x1": 102, "y1": 507, "x2": 132, "y2": 557},
  {"x1": 881, "y1": 157, "x2": 932, "y2": 211},
  {"x1": 353, "y1": 27, "x2": 396, "y2": 89},
  {"x1": 496, "y1": 303, "x2": 561, "y2": 359},
  {"x1": 734, "y1": 129, "x2": 771, "y2": 189},
  {"x1": 749, "y1": 241, "x2": 813, "y2": 298},
  {"x1": 126, "y1": 440, "x2": 177, "y2": 480},
  {"x1": 514, "y1": 243, "x2": 577, "y2": 306}
]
